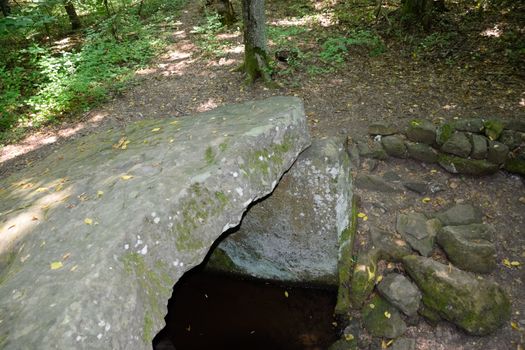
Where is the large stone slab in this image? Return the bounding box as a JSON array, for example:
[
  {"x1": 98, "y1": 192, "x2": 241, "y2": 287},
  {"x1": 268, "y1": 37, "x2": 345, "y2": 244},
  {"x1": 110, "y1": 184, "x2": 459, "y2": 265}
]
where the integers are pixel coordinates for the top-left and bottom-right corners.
[
  {"x1": 0, "y1": 97, "x2": 310, "y2": 349},
  {"x1": 207, "y1": 137, "x2": 354, "y2": 286}
]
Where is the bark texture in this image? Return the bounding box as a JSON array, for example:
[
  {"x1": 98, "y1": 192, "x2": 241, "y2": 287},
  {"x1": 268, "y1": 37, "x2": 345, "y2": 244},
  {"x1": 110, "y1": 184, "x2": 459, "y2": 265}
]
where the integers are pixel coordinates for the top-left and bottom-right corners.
[
  {"x1": 241, "y1": 0, "x2": 271, "y2": 83},
  {"x1": 64, "y1": 0, "x2": 81, "y2": 30},
  {"x1": 206, "y1": 0, "x2": 236, "y2": 25}
]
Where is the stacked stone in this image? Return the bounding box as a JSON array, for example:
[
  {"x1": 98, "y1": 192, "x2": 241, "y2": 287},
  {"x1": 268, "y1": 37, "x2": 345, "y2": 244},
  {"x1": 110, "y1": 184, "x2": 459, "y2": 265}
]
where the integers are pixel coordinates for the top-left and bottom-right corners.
[
  {"x1": 331, "y1": 203, "x2": 511, "y2": 350},
  {"x1": 356, "y1": 118, "x2": 525, "y2": 176}
]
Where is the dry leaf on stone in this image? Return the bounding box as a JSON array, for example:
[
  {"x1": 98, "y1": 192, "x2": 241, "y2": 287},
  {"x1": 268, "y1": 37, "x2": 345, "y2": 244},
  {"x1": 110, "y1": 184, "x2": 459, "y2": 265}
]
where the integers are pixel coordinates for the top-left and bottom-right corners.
[{"x1": 50, "y1": 261, "x2": 63, "y2": 270}]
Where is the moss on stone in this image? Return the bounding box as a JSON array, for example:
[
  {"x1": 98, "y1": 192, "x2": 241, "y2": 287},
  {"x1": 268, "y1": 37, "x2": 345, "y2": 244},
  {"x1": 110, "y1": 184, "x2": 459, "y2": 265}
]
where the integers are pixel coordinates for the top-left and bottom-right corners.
[
  {"x1": 349, "y1": 248, "x2": 380, "y2": 309},
  {"x1": 143, "y1": 313, "x2": 154, "y2": 343},
  {"x1": 362, "y1": 295, "x2": 407, "y2": 338},
  {"x1": 504, "y1": 158, "x2": 525, "y2": 175},
  {"x1": 484, "y1": 120, "x2": 504, "y2": 141},
  {"x1": 204, "y1": 146, "x2": 215, "y2": 165},
  {"x1": 438, "y1": 154, "x2": 499, "y2": 175},
  {"x1": 335, "y1": 195, "x2": 358, "y2": 317},
  {"x1": 436, "y1": 123, "x2": 455, "y2": 145}
]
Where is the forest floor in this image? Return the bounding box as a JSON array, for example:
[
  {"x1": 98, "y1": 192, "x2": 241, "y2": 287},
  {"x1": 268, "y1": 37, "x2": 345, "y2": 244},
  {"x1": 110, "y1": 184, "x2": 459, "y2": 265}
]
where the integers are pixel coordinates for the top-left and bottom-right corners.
[{"x1": 0, "y1": 1, "x2": 524, "y2": 349}]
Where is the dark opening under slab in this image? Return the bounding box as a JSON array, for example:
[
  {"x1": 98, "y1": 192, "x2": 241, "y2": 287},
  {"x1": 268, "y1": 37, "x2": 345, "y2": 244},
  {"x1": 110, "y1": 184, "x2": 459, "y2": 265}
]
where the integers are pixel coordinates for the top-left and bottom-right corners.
[{"x1": 153, "y1": 268, "x2": 339, "y2": 350}]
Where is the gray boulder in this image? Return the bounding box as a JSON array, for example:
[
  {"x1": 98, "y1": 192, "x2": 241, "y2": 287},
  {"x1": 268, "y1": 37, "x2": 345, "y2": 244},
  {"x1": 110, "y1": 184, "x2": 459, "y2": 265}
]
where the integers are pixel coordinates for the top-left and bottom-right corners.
[
  {"x1": 487, "y1": 140, "x2": 509, "y2": 164},
  {"x1": 356, "y1": 139, "x2": 388, "y2": 160},
  {"x1": 435, "y1": 204, "x2": 483, "y2": 226},
  {"x1": 454, "y1": 118, "x2": 484, "y2": 133},
  {"x1": 382, "y1": 135, "x2": 407, "y2": 158},
  {"x1": 368, "y1": 122, "x2": 398, "y2": 136},
  {"x1": 406, "y1": 142, "x2": 438, "y2": 163},
  {"x1": 403, "y1": 255, "x2": 511, "y2": 335},
  {"x1": 470, "y1": 134, "x2": 488, "y2": 160},
  {"x1": 355, "y1": 174, "x2": 400, "y2": 193},
  {"x1": 437, "y1": 224, "x2": 496, "y2": 273},
  {"x1": 207, "y1": 137, "x2": 354, "y2": 286},
  {"x1": 405, "y1": 119, "x2": 436, "y2": 145},
  {"x1": 499, "y1": 130, "x2": 521, "y2": 150},
  {"x1": 363, "y1": 295, "x2": 407, "y2": 338},
  {"x1": 441, "y1": 132, "x2": 472, "y2": 158},
  {"x1": 438, "y1": 154, "x2": 499, "y2": 175},
  {"x1": 370, "y1": 227, "x2": 412, "y2": 262},
  {"x1": 0, "y1": 97, "x2": 310, "y2": 349},
  {"x1": 377, "y1": 273, "x2": 422, "y2": 316},
  {"x1": 396, "y1": 213, "x2": 441, "y2": 257}
]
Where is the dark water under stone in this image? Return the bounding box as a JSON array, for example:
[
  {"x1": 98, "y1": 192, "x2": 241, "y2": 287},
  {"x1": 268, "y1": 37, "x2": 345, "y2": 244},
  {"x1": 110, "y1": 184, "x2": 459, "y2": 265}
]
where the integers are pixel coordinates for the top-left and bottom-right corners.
[{"x1": 153, "y1": 270, "x2": 339, "y2": 350}]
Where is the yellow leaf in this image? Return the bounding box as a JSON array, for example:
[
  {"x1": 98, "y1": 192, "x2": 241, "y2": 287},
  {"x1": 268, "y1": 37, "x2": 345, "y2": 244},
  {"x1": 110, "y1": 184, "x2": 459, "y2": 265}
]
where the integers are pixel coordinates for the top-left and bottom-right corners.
[
  {"x1": 170, "y1": 120, "x2": 178, "y2": 125},
  {"x1": 344, "y1": 333, "x2": 354, "y2": 341},
  {"x1": 357, "y1": 212, "x2": 367, "y2": 218},
  {"x1": 511, "y1": 321, "x2": 520, "y2": 330},
  {"x1": 151, "y1": 127, "x2": 161, "y2": 132},
  {"x1": 169, "y1": 139, "x2": 175, "y2": 143},
  {"x1": 97, "y1": 191, "x2": 104, "y2": 198},
  {"x1": 369, "y1": 303, "x2": 375, "y2": 309},
  {"x1": 35, "y1": 187, "x2": 49, "y2": 193},
  {"x1": 430, "y1": 169, "x2": 438, "y2": 173},
  {"x1": 376, "y1": 275, "x2": 383, "y2": 284},
  {"x1": 70, "y1": 265, "x2": 78, "y2": 272},
  {"x1": 50, "y1": 261, "x2": 63, "y2": 270},
  {"x1": 510, "y1": 261, "x2": 521, "y2": 267},
  {"x1": 502, "y1": 258, "x2": 512, "y2": 268},
  {"x1": 284, "y1": 291, "x2": 289, "y2": 298},
  {"x1": 120, "y1": 175, "x2": 133, "y2": 180},
  {"x1": 422, "y1": 197, "x2": 431, "y2": 203},
  {"x1": 84, "y1": 218, "x2": 93, "y2": 225},
  {"x1": 384, "y1": 311, "x2": 391, "y2": 319}
]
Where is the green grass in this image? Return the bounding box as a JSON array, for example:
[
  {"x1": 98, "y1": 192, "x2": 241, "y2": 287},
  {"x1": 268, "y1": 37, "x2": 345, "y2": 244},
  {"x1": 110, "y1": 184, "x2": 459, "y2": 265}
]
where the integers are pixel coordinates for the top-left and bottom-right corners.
[{"x1": 0, "y1": 0, "x2": 186, "y2": 145}]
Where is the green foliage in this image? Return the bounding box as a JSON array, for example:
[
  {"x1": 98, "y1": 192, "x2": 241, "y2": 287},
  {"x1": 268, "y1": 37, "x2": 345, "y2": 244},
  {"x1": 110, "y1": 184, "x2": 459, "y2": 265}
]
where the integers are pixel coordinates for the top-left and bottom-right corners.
[
  {"x1": 267, "y1": 25, "x2": 308, "y2": 47},
  {"x1": 191, "y1": 12, "x2": 230, "y2": 57},
  {"x1": 0, "y1": 0, "x2": 186, "y2": 144},
  {"x1": 319, "y1": 31, "x2": 385, "y2": 65}
]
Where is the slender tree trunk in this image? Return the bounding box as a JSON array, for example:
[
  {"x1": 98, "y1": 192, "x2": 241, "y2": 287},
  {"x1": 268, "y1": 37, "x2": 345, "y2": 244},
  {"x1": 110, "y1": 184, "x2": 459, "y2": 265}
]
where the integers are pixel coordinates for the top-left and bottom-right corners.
[
  {"x1": 206, "y1": 0, "x2": 235, "y2": 25},
  {"x1": 241, "y1": 0, "x2": 271, "y2": 84},
  {"x1": 1, "y1": 0, "x2": 11, "y2": 17},
  {"x1": 64, "y1": 0, "x2": 81, "y2": 31}
]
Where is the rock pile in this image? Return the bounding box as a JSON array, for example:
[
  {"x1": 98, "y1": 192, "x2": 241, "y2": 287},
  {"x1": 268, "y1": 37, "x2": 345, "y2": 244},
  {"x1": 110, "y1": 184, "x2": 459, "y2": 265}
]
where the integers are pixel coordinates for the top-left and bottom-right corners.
[
  {"x1": 349, "y1": 117, "x2": 525, "y2": 176},
  {"x1": 332, "y1": 203, "x2": 511, "y2": 349}
]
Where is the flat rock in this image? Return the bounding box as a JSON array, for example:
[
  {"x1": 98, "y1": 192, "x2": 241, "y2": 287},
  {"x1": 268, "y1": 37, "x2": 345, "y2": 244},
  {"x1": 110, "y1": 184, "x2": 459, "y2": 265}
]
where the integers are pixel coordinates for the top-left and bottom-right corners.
[
  {"x1": 207, "y1": 137, "x2": 354, "y2": 285},
  {"x1": 382, "y1": 135, "x2": 407, "y2": 158},
  {"x1": 406, "y1": 142, "x2": 438, "y2": 163},
  {"x1": 437, "y1": 224, "x2": 496, "y2": 273},
  {"x1": 370, "y1": 227, "x2": 412, "y2": 262},
  {"x1": 403, "y1": 182, "x2": 429, "y2": 195},
  {"x1": 438, "y1": 155, "x2": 498, "y2": 175},
  {"x1": 403, "y1": 255, "x2": 511, "y2": 335},
  {"x1": 396, "y1": 213, "x2": 440, "y2": 257},
  {"x1": 405, "y1": 119, "x2": 436, "y2": 145},
  {"x1": 441, "y1": 132, "x2": 472, "y2": 158},
  {"x1": 435, "y1": 203, "x2": 483, "y2": 226},
  {"x1": 377, "y1": 273, "x2": 422, "y2": 316},
  {"x1": 454, "y1": 118, "x2": 484, "y2": 133},
  {"x1": 470, "y1": 134, "x2": 488, "y2": 160},
  {"x1": 363, "y1": 295, "x2": 407, "y2": 338},
  {"x1": 0, "y1": 97, "x2": 310, "y2": 349},
  {"x1": 391, "y1": 337, "x2": 416, "y2": 350},
  {"x1": 368, "y1": 122, "x2": 398, "y2": 136},
  {"x1": 356, "y1": 174, "x2": 400, "y2": 193},
  {"x1": 487, "y1": 140, "x2": 509, "y2": 164},
  {"x1": 356, "y1": 139, "x2": 388, "y2": 160}
]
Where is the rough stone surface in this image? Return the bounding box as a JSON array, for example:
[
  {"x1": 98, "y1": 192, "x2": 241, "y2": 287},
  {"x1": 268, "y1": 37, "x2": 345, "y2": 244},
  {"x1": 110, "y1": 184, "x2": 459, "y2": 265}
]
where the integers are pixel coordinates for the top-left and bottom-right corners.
[
  {"x1": 356, "y1": 139, "x2": 388, "y2": 160},
  {"x1": 499, "y1": 130, "x2": 521, "y2": 150},
  {"x1": 405, "y1": 142, "x2": 438, "y2": 163},
  {"x1": 391, "y1": 337, "x2": 416, "y2": 350},
  {"x1": 0, "y1": 97, "x2": 310, "y2": 349},
  {"x1": 454, "y1": 118, "x2": 484, "y2": 133},
  {"x1": 436, "y1": 123, "x2": 455, "y2": 146},
  {"x1": 362, "y1": 295, "x2": 407, "y2": 339},
  {"x1": 438, "y1": 155, "x2": 498, "y2": 175},
  {"x1": 382, "y1": 135, "x2": 407, "y2": 158},
  {"x1": 377, "y1": 273, "x2": 422, "y2": 316},
  {"x1": 355, "y1": 174, "x2": 400, "y2": 193},
  {"x1": 207, "y1": 137, "x2": 353, "y2": 285},
  {"x1": 441, "y1": 132, "x2": 472, "y2": 158},
  {"x1": 370, "y1": 227, "x2": 412, "y2": 262},
  {"x1": 350, "y1": 248, "x2": 380, "y2": 308},
  {"x1": 437, "y1": 224, "x2": 496, "y2": 273},
  {"x1": 368, "y1": 122, "x2": 398, "y2": 136},
  {"x1": 435, "y1": 204, "x2": 483, "y2": 226},
  {"x1": 505, "y1": 118, "x2": 525, "y2": 132},
  {"x1": 403, "y1": 255, "x2": 511, "y2": 335},
  {"x1": 484, "y1": 119, "x2": 504, "y2": 140},
  {"x1": 487, "y1": 140, "x2": 509, "y2": 165},
  {"x1": 470, "y1": 134, "x2": 488, "y2": 160},
  {"x1": 403, "y1": 182, "x2": 429, "y2": 195},
  {"x1": 396, "y1": 213, "x2": 440, "y2": 257},
  {"x1": 406, "y1": 119, "x2": 436, "y2": 145},
  {"x1": 505, "y1": 158, "x2": 525, "y2": 175}
]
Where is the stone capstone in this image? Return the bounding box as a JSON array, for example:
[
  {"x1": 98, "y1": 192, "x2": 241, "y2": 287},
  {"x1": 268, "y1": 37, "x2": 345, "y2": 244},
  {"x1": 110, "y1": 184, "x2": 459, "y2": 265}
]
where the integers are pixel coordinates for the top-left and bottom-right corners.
[
  {"x1": 437, "y1": 224, "x2": 496, "y2": 273},
  {"x1": 207, "y1": 137, "x2": 354, "y2": 286},
  {"x1": 403, "y1": 255, "x2": 511, "y2": 336},
  {"x1": 435, "y1": 204, "x2": 483, "y2": 226},
  {"x1": 0, "y1": 97, "x2": 310, "y2": 349},
  {"x1": 454, "y1": 118, "x2": 484, "y2": 133},
  {"x1": 377, "y1": 273, "x2": 422, "y2": 316},
  {"x1": 396, "y1": 213, "x2": 440, "y2": 257},
  {"x1": 406, "y1": 119, "x2": 436, "y2": 145},
  {"x1": 438, "y1": 155, "x2": 498, "y2": 175},
  {"x1": 362, "y1": 295, "x2": 407, "y2": 339},
  {"x1": 441, "y1": 132, "x2": 472, "y2": 158}
]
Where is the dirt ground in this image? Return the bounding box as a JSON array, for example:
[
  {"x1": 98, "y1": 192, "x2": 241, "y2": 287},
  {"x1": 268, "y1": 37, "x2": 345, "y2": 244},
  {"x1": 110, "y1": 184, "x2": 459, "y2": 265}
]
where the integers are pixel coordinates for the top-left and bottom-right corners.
[{"x1": 0, "y1": 1, "x2": 523, "y2": 349}]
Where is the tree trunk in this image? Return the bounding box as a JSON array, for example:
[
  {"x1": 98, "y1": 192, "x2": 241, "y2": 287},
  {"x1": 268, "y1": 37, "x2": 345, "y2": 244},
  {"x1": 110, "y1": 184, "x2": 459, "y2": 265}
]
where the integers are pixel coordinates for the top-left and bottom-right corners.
[
  {"x1": 206, "y1": 0, "x2": 236, "y2": 25},
  {"x1": 1, "y1": 0, "x2": 11, "y2": 17},
  {"x1": 401, "y1": 0, "x2": 445, "y2": 28},
  {"x1": 241, "y1": 0, "x2": 271, "y2": 84},
  {"x1": 64, "y1": 0, "x2": 81, "y2": 31}
]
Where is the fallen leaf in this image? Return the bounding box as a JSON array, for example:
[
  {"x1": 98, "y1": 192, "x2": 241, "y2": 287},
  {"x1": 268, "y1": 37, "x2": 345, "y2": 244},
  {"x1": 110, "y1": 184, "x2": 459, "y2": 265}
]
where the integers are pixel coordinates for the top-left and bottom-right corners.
[
  {"x1": 422, "y1": 197, "x2": 431, "y2": 203},
  {"x1": 151, "y1": 127, "x2": 161, "y2": 132},
  {"x1": 284, "y1": 291, "x2": 289, "y2": 298},
  {"x1": 62, "y1": 253, "x2": 71, "y2": 260},
  {"x1": 120, "y1": 175, "x2": 133, "y2": 180},
  {"x1": 384, "y1": 311, "x2": 391, "y2": 319},
  {"x1": 511, "y1": 321, "x2": 521, "y2": 330},
  {"x1": 50, "y1": 261, "x2": 63, "y2": 270},
  {"x1": 369, "y1": 303, "x2": 375, "y2": 309},
  {"x1": 70, "y1": 265, "x2": 78, "y2": 272},
  {"x1": 97, "y1": 191, "x2": 104, "y2": 198},
  {"x1": 170, "y1": 120, "x2": 178, "y2": 125},
  {"x1": 32, "y1": 216, "x2": 39, "y2": 221},
  {"x1": 376, "y1": 275, "x2": 383, "y2": 284},
  {"x1": 344, "y1": 333, "x2": 354, "y2": 341},
  {"x1": 357, "y1": 212, "x2": 368, "y2": 221},
  {"x1": 84, "y1": 218, "x2": 93, "y2": 225},
  {"x1": 8, "y1": 224, "x2": 16, "y2": 230},
  {"x1": 510, "y1": 261, "x2": 521, "y2": 267},
  {"x1": 503, "y1": 259, "x2": 513, "y2": 268}
]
